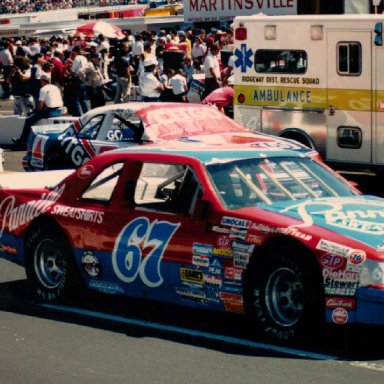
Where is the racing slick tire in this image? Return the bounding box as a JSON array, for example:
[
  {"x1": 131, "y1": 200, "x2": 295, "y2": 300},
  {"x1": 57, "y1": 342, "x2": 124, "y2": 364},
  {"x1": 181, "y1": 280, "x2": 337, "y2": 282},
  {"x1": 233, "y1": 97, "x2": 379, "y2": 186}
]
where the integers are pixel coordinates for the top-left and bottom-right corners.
[
  {"x1": 25, "y1": 223, "x2": 81, "y2": 302},
  {"x1": 244, "y1": 242, "x2": 324, "y2": 344}
]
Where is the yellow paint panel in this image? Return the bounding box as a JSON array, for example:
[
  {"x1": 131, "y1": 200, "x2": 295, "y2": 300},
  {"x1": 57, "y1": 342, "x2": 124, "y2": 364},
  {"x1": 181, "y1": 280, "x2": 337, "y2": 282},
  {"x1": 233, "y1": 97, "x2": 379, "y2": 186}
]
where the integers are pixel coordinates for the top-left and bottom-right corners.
[{"x1": 234, "y1": 86, "x2": 375, "y2": 111}]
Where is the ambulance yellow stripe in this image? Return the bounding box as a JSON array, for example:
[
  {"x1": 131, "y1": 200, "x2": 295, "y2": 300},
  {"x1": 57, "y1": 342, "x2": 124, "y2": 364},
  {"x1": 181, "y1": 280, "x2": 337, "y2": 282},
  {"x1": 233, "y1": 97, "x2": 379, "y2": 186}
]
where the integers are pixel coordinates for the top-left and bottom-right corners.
[{"x1": 234, "y1": 85, "x2": 377, "y2": 112}]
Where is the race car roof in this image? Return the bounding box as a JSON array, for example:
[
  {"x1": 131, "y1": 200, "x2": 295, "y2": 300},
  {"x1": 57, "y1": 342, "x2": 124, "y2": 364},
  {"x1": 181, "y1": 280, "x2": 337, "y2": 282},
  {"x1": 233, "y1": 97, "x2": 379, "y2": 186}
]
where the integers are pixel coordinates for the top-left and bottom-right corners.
[
  {"x1": 111, "y1": 139, "x2": 308, "y2": 164},
  {"x1": 85, "y1": 102, "x2": 250, "y2": 141}
]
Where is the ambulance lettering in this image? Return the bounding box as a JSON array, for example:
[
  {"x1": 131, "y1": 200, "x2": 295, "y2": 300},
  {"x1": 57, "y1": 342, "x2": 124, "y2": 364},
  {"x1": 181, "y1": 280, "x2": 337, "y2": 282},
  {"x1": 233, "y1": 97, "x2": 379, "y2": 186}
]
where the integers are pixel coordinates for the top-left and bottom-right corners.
[{"x1": 112, "y1": 217, "x2": 180, "y2": 287}]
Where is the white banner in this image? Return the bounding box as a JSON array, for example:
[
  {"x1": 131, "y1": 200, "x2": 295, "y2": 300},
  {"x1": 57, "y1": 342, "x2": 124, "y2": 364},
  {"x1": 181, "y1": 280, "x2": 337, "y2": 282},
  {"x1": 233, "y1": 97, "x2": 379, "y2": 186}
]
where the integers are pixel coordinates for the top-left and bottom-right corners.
[{"x1": 184, "y1": 0, "x2": 297, "y2": 23}]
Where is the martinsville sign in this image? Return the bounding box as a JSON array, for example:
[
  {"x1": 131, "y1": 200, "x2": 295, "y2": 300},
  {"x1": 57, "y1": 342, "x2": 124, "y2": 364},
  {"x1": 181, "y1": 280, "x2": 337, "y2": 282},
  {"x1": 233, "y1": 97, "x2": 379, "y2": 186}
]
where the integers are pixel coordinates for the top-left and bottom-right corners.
[{"x1": 184, "y1": 0, "x2": 297, "y2": 22}]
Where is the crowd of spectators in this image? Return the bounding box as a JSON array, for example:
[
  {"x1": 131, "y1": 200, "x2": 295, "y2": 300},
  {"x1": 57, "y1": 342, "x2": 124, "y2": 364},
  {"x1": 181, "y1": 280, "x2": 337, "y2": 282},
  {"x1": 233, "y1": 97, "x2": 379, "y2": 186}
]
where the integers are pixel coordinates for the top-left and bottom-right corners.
[
  {"x1": 0, "y1": 0, "x2": 176, "y2": 14},
  {"x1": 0, "y1": 25, "x2": 235, "y2": 140}
]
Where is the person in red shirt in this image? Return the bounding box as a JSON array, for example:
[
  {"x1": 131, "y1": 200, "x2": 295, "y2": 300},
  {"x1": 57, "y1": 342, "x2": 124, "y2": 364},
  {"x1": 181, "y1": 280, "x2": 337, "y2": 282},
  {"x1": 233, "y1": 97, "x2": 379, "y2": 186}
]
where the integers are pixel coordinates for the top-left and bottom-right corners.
[{"x1": 201, "y1": 75, "x2": 234, "y2": 116}]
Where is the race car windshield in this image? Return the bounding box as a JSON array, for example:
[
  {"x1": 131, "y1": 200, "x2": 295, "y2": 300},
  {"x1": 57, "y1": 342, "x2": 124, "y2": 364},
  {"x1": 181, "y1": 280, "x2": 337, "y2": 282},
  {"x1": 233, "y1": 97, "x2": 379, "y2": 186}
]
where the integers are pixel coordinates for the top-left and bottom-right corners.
[{"x1": 207, "y1": 157, "x2": 357, "y2": 209}]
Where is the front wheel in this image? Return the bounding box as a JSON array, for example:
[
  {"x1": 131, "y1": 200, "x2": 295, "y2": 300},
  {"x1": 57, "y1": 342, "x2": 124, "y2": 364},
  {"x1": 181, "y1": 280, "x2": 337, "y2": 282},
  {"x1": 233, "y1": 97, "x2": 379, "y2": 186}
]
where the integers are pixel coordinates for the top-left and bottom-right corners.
[
  {"x1": 244, "y1": 243, "x2": 324, "y2": 343},
  {"x1": 25, "y1": 224, "x2": 80, "y2": 301}
]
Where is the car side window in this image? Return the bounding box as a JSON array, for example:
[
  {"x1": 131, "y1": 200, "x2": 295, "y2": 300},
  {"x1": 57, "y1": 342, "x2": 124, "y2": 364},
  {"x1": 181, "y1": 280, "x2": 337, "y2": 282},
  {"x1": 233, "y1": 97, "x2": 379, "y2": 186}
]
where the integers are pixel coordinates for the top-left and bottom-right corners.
[
  {"x1": 81, "y1": 162, "x2": 124, "y2": 202},
  {"x1": 133, "y1": 162, "x2": 200, "y2": 215},
  {"x1": 79, "y1": 115, "x2": 105, "y2": 140},
  {"x1": 106, "y1": 112, "x2": 144, "y2": 142}
]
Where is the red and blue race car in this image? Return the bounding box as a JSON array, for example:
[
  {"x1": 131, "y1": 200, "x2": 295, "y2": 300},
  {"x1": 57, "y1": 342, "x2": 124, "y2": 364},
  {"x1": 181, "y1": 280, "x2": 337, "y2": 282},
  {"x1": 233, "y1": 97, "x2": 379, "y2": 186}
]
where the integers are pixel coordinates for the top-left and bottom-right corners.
[
  {"x1": 2, "y1": 140, "x2": 383, "y2": 342},
  {"x1": 22, "y1": 103, "x2": 320, "y2": 171}
]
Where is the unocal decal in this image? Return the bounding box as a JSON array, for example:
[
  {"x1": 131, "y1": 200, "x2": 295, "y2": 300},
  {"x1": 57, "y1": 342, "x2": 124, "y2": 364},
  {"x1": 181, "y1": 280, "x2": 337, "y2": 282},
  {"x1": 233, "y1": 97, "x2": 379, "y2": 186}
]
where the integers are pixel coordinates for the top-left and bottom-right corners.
[{"x1": 112, "y1": 217, "x2": 180, "y2": 288}]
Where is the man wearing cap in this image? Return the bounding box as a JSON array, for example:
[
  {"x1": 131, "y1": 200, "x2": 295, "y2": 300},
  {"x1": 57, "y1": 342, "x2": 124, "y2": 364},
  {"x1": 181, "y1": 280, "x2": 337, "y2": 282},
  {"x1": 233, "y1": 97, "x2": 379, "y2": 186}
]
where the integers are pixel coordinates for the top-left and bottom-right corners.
[
  {"x1": 139, "y1": 57, "x2": 164, "y2": 102},
  {"x1": 13, "y1": 73, "x2": 63, "y2": 148},
  {"x1": 87, "y1": 52, "x2": 106, "y2": 109}
]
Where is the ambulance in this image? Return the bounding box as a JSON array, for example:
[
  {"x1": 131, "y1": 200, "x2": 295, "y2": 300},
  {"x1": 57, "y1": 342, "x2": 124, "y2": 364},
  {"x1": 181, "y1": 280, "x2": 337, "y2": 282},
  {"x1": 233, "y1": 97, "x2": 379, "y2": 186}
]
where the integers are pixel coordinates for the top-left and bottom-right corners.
[{"x1": 232, "y1": 14, "x2": 384, "y2": 174}]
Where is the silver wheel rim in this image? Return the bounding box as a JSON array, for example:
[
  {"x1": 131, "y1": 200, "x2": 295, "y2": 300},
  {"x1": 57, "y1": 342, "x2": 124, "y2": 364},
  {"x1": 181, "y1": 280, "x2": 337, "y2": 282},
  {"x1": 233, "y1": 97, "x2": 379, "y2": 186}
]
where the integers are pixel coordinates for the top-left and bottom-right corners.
[
  {"x1": 34, "y1": 238, "x2": 66, "y2": 289},
  {"x1": 264, "y1": 267, "x2": 304, "y2": 327}
]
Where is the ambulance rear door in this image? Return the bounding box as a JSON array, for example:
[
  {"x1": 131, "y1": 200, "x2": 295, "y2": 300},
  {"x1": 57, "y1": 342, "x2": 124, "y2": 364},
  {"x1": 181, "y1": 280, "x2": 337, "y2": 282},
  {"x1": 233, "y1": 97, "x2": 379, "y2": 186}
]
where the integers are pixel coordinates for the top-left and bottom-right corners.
[{"x1": 326, "y1": 30, "x2": 372, "y2": 166}]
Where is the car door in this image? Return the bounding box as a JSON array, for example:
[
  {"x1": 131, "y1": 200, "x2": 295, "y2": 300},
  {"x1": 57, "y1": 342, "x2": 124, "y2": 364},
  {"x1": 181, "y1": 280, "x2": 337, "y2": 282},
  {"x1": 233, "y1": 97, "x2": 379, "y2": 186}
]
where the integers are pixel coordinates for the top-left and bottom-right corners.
[{"x1": 79, "y1": 159, "x2": 221, "y2": 307}]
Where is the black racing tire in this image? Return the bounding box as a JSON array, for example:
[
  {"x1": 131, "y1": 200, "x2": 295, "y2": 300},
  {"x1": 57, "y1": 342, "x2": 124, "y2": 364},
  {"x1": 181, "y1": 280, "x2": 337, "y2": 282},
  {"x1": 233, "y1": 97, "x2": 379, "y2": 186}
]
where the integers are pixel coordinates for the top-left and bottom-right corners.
[
  {"x1": 25, "y1": 224, "x2": 81, "y2": 302},
  {"x1": 244, "y1": 243, "x2": 324, "y2": 344}
]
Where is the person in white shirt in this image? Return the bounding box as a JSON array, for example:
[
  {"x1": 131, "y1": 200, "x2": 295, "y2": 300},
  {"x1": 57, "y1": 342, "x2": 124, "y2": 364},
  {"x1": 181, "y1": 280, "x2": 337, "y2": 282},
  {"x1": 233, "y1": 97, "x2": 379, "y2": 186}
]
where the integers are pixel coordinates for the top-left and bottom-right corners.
[
  {"x1": 71, "y1": 45, "x2": 89, "y2": 116},
  {"x1": 139, "y1": 56, "x2": 164, "y2": 102},
  {"x1": 0, "y1": 41, "x2": 14, "y2": 99},
  {"x1": 165, "y1": 68, "x2": 188, "y2": 102},
  {"x1": 12, "y1": 73, "x2": 63, "y2": 148},
  {"x1": 202, "y1": 44, "x2": 221, "y2": 99}
]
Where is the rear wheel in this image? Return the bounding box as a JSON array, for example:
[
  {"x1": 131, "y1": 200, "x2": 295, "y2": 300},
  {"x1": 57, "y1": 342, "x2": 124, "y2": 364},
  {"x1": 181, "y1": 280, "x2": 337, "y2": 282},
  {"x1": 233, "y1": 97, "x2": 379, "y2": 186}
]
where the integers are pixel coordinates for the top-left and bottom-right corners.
[
  {"x1": 244, "y1": 243, "x2": 324, "y2": 343},
  {"x1": 25, "y1": 224, "x2": 80, "y2": 301}
]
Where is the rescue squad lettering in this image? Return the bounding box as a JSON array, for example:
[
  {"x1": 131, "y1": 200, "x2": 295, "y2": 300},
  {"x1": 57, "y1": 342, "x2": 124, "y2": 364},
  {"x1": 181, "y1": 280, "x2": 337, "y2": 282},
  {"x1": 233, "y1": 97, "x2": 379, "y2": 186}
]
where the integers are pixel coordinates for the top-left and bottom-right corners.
[
  {"x1": 185, "y1": 0, "x2": 297, "y2": 22},
  {"x1": 241, "y1": 76, "x2": 320, "y2": 85}
]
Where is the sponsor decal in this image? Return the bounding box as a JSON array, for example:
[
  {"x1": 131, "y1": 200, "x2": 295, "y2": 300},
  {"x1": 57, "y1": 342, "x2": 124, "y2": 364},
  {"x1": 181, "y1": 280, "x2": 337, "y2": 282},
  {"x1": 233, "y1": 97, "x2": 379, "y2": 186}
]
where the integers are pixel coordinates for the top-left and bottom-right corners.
[
  {"x1": 192, "y1": 242, "x2": 213, "y2": 257},
  {"x1": 219, "y1": 291, "x2": 243, "y2": 303},
  {"x1": 231, "y1": 240, "x2": 255, "y2": 254},
  {"x1": 224, "y1": 267, "x2": 243, "y2": 281},
  {"x1": 347, "y1": 250, "x2": 366, "y2": 272},
  {"x1": 316, "y1": 239, "x2": 352, "y2": 258},
  {"x1": 246, "y1": 233, "x2": 264, "y2": 244},
  {"x1": 89, "y1": 280, "x2": 124, "y2": 294},
  {"x1": 0, "y1": 243, "x2": 17, "y2": 255},
  {"x1": 176, "y1": 287, "x2": 207, "y2": 304},
  {"x1": 30, "y1": 135, "x2": 49, "y2": 168},
  {"x1": 212, "y1": 247, "x2": 234, "y2": 258},
  {"x1": 221, "y1": 216, "x2": 251, "y2": 229},
  {"x1": 322, "y1": 268, "x2": 359, "y2": 282},
  {"x1": 192, "y1": 255, "x2": 210, "y2": 268},
  {"x1": 216, "y1": 235, "x2": 230, "y2": 248},
  {"x1": 180, "y1": 268, "x2": 204, "y2": 284},
  {"x1": 211, "y1": 225, "x2": 230, "y2": 234},
  {"x1": 0, "y1": 185, "x2": 65, "y2": 239},
  {"x1": 332, "y1": 307, "x2": 349, "y2": 325},
  {"x1": 78, "y1": 164, "x2": 94, "y2": 179},
  {"x1": 51, "y1": 205, "x2": 104, "y2": 224},
  {"x1": 229, "y1": 227, "x2": 248, "y2": 240},
  {"x1": 320, "y1": 254, "x2": 344, "y2": 270},
  {"x1": 250, "y1": 223, "x2": 312, "y2": 241},
  {"x1": 326, "y1": 297, "x2": 356, "y2": 310},
  {"x1": 223, "y1": 301, "x2": 244, "y2": 314},
  {"x1": 204, "y1": 274, "x2": 222, "y2": 286},
  {"x1": 112, "y1": 217, "x2": 180, "y2": 287},
  {"x1": 81, "y1": 251, "x2": 100, "y2": 278},
  {"x1": 281, "y1": 199, "x2": 384, "y2": 235},
  {"x1": 233, "y1": 252, "x2": 250, "y2": 269}
]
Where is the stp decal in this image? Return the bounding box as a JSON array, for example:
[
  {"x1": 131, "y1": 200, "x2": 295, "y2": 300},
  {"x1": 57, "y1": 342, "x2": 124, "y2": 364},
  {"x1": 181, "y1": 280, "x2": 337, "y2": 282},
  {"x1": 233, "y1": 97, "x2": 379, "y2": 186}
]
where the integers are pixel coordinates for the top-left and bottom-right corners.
[{"x1": 112, "y1": 217, "x2": 180, "y2": 288}]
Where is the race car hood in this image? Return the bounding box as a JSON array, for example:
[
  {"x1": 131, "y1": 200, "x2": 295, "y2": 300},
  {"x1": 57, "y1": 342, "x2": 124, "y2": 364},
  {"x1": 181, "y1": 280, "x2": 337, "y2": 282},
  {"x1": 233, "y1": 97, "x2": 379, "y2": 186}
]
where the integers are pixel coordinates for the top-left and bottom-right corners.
[
  {"x1": 0, "y1": 170, "x2": 73, "y2": 189},
  {"x1": 260, "y1": 195, "x2": 384, "y2": 250}
]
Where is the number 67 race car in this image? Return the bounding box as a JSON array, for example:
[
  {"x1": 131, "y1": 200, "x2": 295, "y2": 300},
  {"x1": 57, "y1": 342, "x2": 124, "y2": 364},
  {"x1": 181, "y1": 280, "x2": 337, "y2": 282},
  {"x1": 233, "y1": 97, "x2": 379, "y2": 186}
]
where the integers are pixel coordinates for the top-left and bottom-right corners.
[{"x1": 2, "y1": 140, "x2": 384, "y2": 343}]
